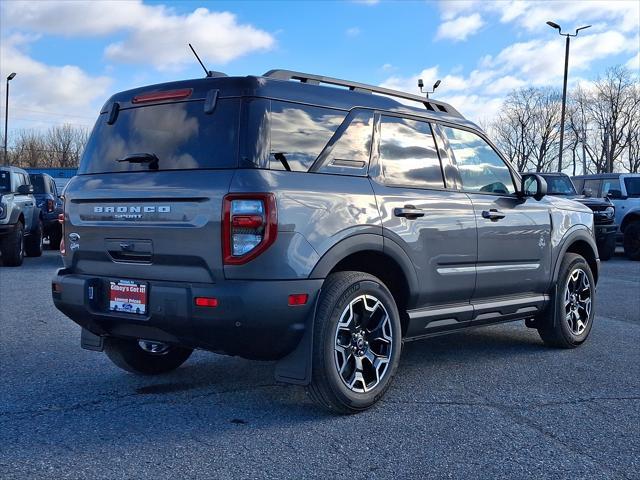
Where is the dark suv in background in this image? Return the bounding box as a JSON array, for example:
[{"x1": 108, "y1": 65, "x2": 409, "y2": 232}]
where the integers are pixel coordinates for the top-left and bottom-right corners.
[
  {"x1": 573, "y1": 173, "x2": 640, "y2": 260},
  {"x1": 534, "y1": 172, "x2": 616, "y2": 260},
  {"x1": 52, "y1": 70, "x2": 599, "y2": 413},
  {"x1": 29, "y1": 173, "x2": 63, "y2": 249}
]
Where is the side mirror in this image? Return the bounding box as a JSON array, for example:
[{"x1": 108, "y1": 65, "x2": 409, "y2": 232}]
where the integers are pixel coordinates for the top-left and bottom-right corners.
[
  {"x1": 607, "y1": 189, "x2": 624, "y2": 200},
  {"x1": 582, "y1": 188, "x2": 593, "y2": 197},
  {"x1": 521, "y1": 173, "x2": 547, "y2": 201},
  {"x1": 17, "y1": 184, "x2": 34, "y2": 195}
]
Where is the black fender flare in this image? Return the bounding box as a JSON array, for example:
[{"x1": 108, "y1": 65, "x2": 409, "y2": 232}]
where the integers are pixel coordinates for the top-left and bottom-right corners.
[
  {"x1": 551, "y1": 227, "x2": 599, "y2": 285},
  {"x1": 276, "y1": 233, "x2": 420, "y2": 385}
]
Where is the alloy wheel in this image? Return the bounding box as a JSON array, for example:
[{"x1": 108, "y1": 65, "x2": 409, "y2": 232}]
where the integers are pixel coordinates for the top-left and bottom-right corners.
[
  {"x1": 564, "y1": 268, "x2": 592, "y2": 335},
  {"x1": 334, "y1": 294, "x2": 393, "y2": 393}
]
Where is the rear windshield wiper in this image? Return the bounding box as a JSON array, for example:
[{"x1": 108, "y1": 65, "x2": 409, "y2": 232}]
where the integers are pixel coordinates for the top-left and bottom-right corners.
[{"x1": 116, "y1": 153, "x2": 159, "y2": 170}]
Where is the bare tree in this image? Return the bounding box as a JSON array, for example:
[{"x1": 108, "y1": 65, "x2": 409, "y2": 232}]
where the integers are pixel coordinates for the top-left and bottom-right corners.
[{"x1": 46, "y1": 124, "x2": 89, "y2": 168}]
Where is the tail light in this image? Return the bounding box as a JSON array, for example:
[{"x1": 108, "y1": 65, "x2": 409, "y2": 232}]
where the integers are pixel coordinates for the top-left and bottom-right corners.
[
  {"x1": 46, "y1": 199, "x2": 54, "y2": 213},
  {"x1": 222, "y1": 193, "x2": 277, "y2": 265},
  {"x1": 59, "y1": 200, "x2": 66, "y2": 255}
]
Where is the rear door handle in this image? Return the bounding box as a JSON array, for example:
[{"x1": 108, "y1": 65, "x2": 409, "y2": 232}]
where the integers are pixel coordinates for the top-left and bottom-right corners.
[
  {"x1": 482, "y1": 209, "x2": 505, "y2": 220},
  {"x1": 394, "y1": 206, "x2": 425, "y2": 219}
]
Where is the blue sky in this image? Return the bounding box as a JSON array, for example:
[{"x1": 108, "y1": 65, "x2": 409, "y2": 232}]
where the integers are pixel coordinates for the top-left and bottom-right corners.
[{"x1": 1, "y1": 0, "x2": 638, "y2": 136}]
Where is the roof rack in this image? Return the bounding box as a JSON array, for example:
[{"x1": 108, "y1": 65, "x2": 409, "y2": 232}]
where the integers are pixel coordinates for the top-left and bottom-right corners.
[{"x1": 263, "y1": 69, "x2": 462, "y2": 118}]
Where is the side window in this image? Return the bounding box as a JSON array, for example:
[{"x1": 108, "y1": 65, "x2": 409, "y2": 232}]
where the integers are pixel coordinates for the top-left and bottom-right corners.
[
  {"x1": 313, "y1": 110, "x2": 374, "y2": 175},
  {"x1": 51, "y1": 179, "x2": 58, "y2": 196},
  {"x1": 601, "y1": 179, "x2": 620, "y2": 197},
  {"x1": 269, "y1": 101, "x2": 345, "y2": 172},
  {"x1": 442, "y1": 126, "x2": 515, "y2": 194},
  {"x1": 573, "y1": 178, "x2": 585, "y2": 193},
  {"x1": 379, "y1": 116, "x2": 444, "y2": 189},
  {"x1": 583, "y1": 179, "x2": 601, "y2": 196}
]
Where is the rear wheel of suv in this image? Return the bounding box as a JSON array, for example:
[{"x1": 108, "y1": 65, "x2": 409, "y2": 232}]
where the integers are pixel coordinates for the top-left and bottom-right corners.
[
  {"x1": 307, "y1": 271, "x2": 402, "y2": 414},
  {"x1": 0, "y1": 222, "x2": 24, "y2": 267},
  {"x1": 48, "y1": 224, "x2": 62, "y2": 251},
  {"x1": 537, "y1": 253, "x2": 595, "y2": 348},
  {"x1": 104, "y1": 338, "x2": 193, "y2": 375},
  {"x1": 623, "y1": 221, "x2": 640, "y2": 261},
  {"x1": 24, "y1": 219, "x2": 43, "y2": 257}
]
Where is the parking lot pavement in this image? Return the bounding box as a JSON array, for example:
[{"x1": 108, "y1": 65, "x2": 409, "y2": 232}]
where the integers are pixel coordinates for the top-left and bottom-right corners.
[{"x1": 1, "y1": 252, "x2": 638, "y2": 479}]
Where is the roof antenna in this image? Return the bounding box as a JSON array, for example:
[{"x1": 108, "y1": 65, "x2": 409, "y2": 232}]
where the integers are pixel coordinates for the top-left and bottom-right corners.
[{"x1": 189, "y1": 43, "x2": 213, "y2": 77}]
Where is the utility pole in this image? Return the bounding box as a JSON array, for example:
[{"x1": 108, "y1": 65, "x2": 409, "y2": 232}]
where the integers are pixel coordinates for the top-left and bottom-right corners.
[
  {"x1": 546, "y1": 22, "x2": 591, "y2": 173},
  {"x1": 4, "y1": 73, "x2": 17, "y2": 166}
]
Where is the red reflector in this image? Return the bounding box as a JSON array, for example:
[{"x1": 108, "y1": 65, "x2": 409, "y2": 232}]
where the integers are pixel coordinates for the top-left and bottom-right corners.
[
  {"x1": 195, "y1": 297, "x2": 218, "y2": 308},
  {"x1": 52, "y1": 283, "x2": 63, "y2": 293},
  {"x1": 232, "y1": 215, "x2": 264, "y2": 229},
  {"x1": 132, "y1": 88, "x2": 193, "y2": 104},
  {"x1": 47, "y1": 199, "x2": 54, "y2": 212},
  {"x1": 288, "y1": 294, "x2": 308, "y2": 306},
  {"x1": 58, "y1": 213, "x2": 64, "y2": 224}
]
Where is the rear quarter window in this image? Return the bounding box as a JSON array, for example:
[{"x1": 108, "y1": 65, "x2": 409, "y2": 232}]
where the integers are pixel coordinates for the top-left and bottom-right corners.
[
  {"x1": 269, "y1": 101, "x2": 346, "y2": 172},
  {"x1": 79, "y1": 99, "x2": 240, "y2": 174}
]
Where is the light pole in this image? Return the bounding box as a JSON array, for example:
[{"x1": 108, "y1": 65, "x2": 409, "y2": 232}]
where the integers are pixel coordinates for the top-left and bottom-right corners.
[
  {"x1": 546, "y1": 22, "x2": 590, "y2": 172},
  {"x1": 4, "y1": 72, "x2": 16, "y2": 166}
]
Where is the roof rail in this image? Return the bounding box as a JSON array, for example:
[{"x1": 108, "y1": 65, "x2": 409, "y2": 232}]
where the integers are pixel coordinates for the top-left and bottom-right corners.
[{"x1": 263, "y1": 69, "x2": 462, "y2": 118}]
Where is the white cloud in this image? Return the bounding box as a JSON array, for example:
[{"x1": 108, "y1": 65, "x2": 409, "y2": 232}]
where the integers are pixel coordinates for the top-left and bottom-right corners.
[
  {"x1": 0, "y1": 34, "x2": 111, "y2": 130},
  {"x1": 435, "y1": 13, "x2": 484, "y2": 42},
  {"x1": 1, "y1": 1, "x2": 275, "y2": 70},
  {"x1": 346, "y1": 27, "x2": 361, "y2": 37},
  {"x1": 104, "y1": 9, "x2": 274, "y2": 70},
  {"x1": 625, "y1": 52, "x2": 640, "y2": 73}
]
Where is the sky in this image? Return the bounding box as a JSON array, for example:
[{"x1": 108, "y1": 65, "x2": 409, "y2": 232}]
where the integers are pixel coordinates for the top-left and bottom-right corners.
[{"x1": 0, "y1": 0, "x2": 638, "y2": 138}]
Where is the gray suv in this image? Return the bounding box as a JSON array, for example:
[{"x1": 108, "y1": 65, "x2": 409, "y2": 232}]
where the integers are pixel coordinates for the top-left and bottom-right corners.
[
  {"x1": 52, "y1": 70, "x2": 599, "y2": 413},
  {"x1": 0, "y1": 166, "x2": 44, "y2": 266}
]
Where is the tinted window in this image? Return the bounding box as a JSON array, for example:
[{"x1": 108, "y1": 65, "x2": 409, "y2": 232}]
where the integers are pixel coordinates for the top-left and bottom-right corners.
[
  {"x1": 315, "y1": 110, "x2": 373, "y2": 174},
  {"x1": 624, "y1": 177, "x2": 640, "y2": 197},
  {"x1": 379, "y1": 116, "x2": 444, "y2": 188},
  {"x1": 79, "y1": 99, "x2": 239, "y2": 174},
  {"x1": 601, "y1": 179, "x2": 620, "y2": 197},
  {"x1": 583, "y1": 179, "x2": 601, "y2": 196},
  {"x1": 443, "y1": 127, "x2": 515, "y2": 194},
  {"x1": 545, "y1": 176, "x2": 576, "y2": 195},
  {"x1": 270, "y1": 101, "x2": 345, "y2": 172},
  {"x1": 573, "y1": 178, "x2": 585, "y2": 193},
  {"x1": 50, "y1": 179, "x2": 58, "y2": 196},
  {"x1": 30, "y1": 175, "x2": 46, "y2": 194},
  {"x1": 0, "y1": 171, "x2": 10, "y2": 193}
]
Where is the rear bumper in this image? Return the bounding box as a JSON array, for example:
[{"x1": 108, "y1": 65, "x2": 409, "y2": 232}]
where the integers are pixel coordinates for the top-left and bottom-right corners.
[{"x1": 52, "y1": 269, "x2": 322, "y2": 360}]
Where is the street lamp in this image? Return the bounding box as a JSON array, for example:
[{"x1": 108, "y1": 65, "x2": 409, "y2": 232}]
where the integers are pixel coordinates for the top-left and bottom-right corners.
[
  {"x1": 546, "y1": 21, "x2": 591, "y2": 172},
  {"x1": 418, "y1": 78, "x2": 441, "y2": 99},
  {"x1": 4, "y1": 72, "x2": 17, "y2": 166}
]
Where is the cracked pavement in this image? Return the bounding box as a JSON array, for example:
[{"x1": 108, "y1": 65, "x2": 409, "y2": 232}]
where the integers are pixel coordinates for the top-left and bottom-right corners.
[{"x1": 1, "y1": 251, "x2": 638, "y2": 479}]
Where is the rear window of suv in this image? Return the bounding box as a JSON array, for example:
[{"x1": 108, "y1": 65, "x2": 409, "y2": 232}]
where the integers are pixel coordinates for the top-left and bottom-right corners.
[
  {"x1": 0, "y1": 171, "x2": 10, "y2": 193},
  {"x1": 78, "y1": 99, "x2": 240, "y2": 174}
]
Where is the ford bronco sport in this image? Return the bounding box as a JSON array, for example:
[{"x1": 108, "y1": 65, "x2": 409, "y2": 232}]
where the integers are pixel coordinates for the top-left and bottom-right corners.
[
  {"x1": 0, "y1": 166, "x2": 44, "y2": 266},
  {"x1": 52, "y1": 70, "x2": 599, "y2": 413}
]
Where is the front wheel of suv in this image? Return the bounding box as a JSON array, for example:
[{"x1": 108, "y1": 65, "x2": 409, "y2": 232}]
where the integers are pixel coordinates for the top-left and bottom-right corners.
[
  {"x1": 537, "y1": 253, "x2": 595, "y2": 348},
  {"x1": 306, "y1": 271, "x2": 402, "y2": 414},
  {"x1": 623, "y1": 221, "x2": 640, "y2": 261},
  {"x1": 104, "y1": 338, "x2": 193, "y2": 375}
]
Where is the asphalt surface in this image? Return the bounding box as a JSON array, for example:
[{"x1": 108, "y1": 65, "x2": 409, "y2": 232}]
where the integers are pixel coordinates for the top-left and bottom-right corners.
[{"x1": 1, "y1": 251, "x2": 638, "y2": 479}]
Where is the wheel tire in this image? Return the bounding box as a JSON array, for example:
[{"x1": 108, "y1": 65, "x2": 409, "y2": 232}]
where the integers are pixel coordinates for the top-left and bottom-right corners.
[
  {"x1": 598, "y1": 234, "x2": 616, "y2": 261},
  {"x1": 24, "y1": 219, "x2": 43, "y2": 257},
  {"x1": 306, "y1": 271, "x2": 402, "y2": 414},
  {"x1": 623, "y1": 221, "x2": 640, "y2": 261},
  {"x1": 104, "y1": 338, "x2": 193, "y2": 375},
  {"x1": 537, "y1": 253, "x2": 595, "y2": 348},
  {"x1": 48, "y1": 225, "x2": 62, "y2": 251},
  {"x1": 0, "y1": 222, "x2": 24, "y2": 267}
]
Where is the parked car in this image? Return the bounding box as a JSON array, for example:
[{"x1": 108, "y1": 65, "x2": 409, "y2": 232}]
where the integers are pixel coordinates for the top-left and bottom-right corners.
[
  {"x1": 29, "y1": 173, "x2": 63, "y2": 249},
  {"x1": 573, "y1": 173, "x2": 640, "y2": 260},
  {"x1": 0, "y1": 166, "x2": 43, "y2": 266},
  {"x1": 531, "y1": 172, "x2": 617, "y2": 260},
  {"x1": 52, "y1": 70, "x2": 599, "y2": 413}
]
